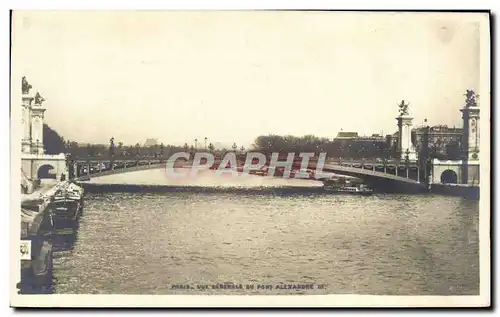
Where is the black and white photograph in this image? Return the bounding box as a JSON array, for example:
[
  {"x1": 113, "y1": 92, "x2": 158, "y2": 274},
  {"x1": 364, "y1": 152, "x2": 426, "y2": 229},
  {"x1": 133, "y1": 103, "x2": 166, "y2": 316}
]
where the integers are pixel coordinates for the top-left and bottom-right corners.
[{"x1": 9, "y1": 10, "x2": 490, "y2": 307}]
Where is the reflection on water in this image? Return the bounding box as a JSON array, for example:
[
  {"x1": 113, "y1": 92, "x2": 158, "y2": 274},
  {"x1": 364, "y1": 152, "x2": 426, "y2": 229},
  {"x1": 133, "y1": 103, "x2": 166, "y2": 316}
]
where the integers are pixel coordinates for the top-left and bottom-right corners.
[{"x1": 53, "y1": 190, "x2": 479, "y2": 295}]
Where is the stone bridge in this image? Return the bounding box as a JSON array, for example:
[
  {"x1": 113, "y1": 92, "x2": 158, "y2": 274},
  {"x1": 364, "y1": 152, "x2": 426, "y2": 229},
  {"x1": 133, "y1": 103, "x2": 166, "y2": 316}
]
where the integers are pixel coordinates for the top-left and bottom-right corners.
[
  {"x1": 313, "y1": 162, "x2": 425, "y2": 192},
  {"x1": 73, "y1": 157, "x2": 425, "y2": 192}
]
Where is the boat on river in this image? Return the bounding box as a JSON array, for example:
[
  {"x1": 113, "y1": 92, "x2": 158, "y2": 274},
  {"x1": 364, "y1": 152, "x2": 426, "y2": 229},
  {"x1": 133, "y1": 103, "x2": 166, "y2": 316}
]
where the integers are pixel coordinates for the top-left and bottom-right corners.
[
  {"x1": 48, "y1": 182, "x2": 84, "y2": 233},
  {"x1": 324, "y1": 185, "x2": 373, "y2": 196},
  {"x1": 19, "y1": 208, "x2": 53, "y2": 293},
  {"x1": 323, "y1": 179, "x2": 373, "y2": 196}
]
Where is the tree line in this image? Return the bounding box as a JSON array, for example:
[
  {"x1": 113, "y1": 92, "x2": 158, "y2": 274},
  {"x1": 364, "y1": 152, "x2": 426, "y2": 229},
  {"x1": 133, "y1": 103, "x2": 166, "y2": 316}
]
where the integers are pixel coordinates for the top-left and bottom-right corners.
[
  {"x1": 251, "y1": 134, "x2": 395, "y2": 159},
  {"x1": 43, "y1": 124, "x2": 462, "y2": 161}
]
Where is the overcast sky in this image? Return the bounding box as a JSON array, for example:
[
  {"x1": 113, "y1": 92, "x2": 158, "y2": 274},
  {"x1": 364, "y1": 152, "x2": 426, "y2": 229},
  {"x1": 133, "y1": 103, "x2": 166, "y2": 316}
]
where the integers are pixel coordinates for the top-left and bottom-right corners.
[{"x1": 12, "y1": 11, "x2": 482, "y2": 148}]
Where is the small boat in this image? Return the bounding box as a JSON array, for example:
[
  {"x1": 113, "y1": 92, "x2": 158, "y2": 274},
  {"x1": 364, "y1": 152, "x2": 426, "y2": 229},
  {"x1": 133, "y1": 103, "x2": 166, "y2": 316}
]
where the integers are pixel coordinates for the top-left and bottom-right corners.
[
  {"x1": 323, "y1": 182, "x2": 373, "y2": 196},
  {"x1": 292, "y1": 169, "x2": 315, "y2": 179}
]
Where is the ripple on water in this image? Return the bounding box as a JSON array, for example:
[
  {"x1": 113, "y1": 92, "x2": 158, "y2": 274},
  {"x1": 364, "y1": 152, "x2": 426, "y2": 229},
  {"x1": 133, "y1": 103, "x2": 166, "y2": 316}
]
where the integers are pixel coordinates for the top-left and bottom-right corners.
[{"x1": 53, "y1": 189, "x2": 479, "y2": 295}]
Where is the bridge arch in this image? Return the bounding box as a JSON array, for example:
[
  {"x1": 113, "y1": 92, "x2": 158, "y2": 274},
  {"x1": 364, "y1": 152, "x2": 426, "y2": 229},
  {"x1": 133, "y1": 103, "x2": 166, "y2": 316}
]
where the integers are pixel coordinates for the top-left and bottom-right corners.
[
  {"x1": 440, "y1": 169, "x2": 458, "y2": 184},
  {"x1": 317, "y1": 163, "x2": 424, "y2": 192},
  {"x1": 21, "y1": 154, "x2": 68, "y2": 181},
  {"x1": 430, "y1": 160, "x2": 462, "y2": 185},
  {"x1": 37, "y1": 164, "x2": 57, "y2": 179}
]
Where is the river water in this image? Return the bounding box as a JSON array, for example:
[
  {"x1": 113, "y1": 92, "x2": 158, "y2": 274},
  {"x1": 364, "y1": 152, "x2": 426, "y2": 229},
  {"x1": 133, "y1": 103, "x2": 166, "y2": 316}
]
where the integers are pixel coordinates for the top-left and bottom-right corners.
[{"x1": 52, "y1": 170, "x2": 479, "y2": 295}]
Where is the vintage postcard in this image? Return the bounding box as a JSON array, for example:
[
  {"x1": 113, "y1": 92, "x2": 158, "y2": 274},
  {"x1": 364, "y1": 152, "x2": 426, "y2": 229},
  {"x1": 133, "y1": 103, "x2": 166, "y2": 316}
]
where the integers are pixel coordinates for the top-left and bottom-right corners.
[{"x1": 10, "y1": 10, "x2": 490, "y2": 307}]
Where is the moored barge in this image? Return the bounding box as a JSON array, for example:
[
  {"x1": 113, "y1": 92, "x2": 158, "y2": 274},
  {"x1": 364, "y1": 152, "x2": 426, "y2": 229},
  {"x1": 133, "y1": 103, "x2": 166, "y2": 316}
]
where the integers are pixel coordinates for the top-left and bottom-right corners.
[{"x1": 19, "y1": 209, "x2": 54, "y2": 294}]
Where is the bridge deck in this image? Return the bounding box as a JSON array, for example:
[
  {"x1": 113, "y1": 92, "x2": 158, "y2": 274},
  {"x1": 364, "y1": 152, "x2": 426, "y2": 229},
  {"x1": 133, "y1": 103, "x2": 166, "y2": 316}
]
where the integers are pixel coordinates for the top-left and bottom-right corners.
[{"x1": 75, "y1": 158, "x2": 421, "y2": 185}]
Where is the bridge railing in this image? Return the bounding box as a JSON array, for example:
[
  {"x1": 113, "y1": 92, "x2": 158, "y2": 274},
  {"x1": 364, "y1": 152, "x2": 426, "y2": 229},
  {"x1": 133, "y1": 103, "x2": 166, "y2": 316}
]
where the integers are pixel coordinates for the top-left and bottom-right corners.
[
  {"x1": 72, "y1": 155, "x2": 421, "y2": 181},
  {"x1": 73, "y1": 159, "x2": 169, "y2": 178}
]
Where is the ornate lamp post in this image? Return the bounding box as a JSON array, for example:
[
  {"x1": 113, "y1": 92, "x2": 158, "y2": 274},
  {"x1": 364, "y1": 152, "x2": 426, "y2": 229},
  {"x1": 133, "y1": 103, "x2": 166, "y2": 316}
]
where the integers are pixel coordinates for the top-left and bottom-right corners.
[
  {"x1": 189, "y1": 145, "x2": 195, "y2": 159},
  {"x1": 204, "y1": 137, "x2": 208, "y2": 150},
  {"x1": 159, "y1": 143, "x2": 164, "y2": 162},
  {"x1": 404, "y1": 148, "x2": 410, "y2": 178},
  {"x1": 109, "y1": 137, "x2": 115, "y2": 158},
  {"x1": 239, "y1": 146, "x2": 246, "y2": 161}
]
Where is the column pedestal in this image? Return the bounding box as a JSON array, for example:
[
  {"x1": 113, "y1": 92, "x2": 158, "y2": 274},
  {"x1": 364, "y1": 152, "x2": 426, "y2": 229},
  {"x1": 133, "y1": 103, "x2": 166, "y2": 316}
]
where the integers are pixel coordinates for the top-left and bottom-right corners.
[{"x1": 396, "y1": 115, "x2": 417, "y2": 162}]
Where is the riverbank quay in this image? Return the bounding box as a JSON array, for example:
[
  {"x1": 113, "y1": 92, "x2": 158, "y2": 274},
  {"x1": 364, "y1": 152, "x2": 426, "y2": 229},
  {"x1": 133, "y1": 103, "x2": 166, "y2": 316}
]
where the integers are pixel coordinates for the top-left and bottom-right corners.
[
  {"x1": 430, "y1": 184, "x2": 480, "y2": 201},
  {"x1": 18, "y1": 180, "x2": 85, "y2": 294}
]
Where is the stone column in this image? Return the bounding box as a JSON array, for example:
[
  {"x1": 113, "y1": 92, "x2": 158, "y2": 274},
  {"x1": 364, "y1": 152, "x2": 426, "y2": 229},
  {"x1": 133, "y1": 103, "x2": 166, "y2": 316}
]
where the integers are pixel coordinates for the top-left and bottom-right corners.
[
  {"x1": 21, "y1": 77, "x2": 34, "y2": 154},
  {"x1": 461, "y1": 92, "x2": 480, "y2": 161},
  {"x1": 460, "y1": 90, "x2": 480, "y2": 185},
  {"x1": 30, "y1": 92, "x2": 46, "y2": 155},
  {"x1": 396, "y1": 100, "x2": 417, "y2": 162}
]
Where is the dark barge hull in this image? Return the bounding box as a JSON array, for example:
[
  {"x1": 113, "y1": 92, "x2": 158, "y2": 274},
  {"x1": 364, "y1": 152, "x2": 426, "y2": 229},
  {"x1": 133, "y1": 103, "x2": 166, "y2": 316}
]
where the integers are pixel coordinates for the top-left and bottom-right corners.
[{"x1": 49, "y1": 200, "x2": 82, "y2": 233}]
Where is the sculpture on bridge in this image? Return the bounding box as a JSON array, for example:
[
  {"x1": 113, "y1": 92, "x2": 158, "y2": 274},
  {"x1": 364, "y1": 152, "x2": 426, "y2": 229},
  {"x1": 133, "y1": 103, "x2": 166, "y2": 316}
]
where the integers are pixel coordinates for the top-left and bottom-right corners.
[
  {"x1": 398, "y1": 100, "x2": 410, "y2": 116},
  {"x1": 34, "y1": 92, "x2": 45, "y2": 105},
  {"x1": 465, "y1": 89, "x2": 478, "y2": 108},
  {"x1": 22, "y1": 76, "x2": 32, "y2": 94}
]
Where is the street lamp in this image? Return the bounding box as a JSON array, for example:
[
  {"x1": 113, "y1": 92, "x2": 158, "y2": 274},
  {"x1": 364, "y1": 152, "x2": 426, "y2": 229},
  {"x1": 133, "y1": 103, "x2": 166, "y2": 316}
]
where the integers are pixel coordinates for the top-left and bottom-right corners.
[
  {"x1": 239, "y1": 146, "x2": 246, "y2": 161},
  {"x1": 404, "y1": 148, "x2": 410, "y2": 178},
  {"x1": 189, "y1": 145, "x2": 195, "y2": 159},
  {"x1": 204, "y1": 137, "x2": 208, "y2": 150}
]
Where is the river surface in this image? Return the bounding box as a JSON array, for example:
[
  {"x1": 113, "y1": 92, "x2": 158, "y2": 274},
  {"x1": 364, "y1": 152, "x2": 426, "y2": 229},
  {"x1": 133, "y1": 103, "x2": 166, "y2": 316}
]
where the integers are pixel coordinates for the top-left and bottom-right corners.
[{"x1": 52, "y1": 170, "x2": 479, "y2": 295}]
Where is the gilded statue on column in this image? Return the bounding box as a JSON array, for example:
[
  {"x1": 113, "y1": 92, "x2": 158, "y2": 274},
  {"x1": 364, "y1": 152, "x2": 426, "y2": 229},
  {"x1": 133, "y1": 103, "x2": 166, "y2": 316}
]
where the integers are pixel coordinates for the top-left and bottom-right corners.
[
  {"x1": 34, "y1": 92, "x2": 45, "y2": 105},
  {"x1": 398, "y1": 100, "x2": 409, "y2": 116},
  {"x1": 465, "y1": 90, "x2": 478, "y2": 108},
  {"x1": 21, "y1": 76, "x2": 32, "y2": 94}
]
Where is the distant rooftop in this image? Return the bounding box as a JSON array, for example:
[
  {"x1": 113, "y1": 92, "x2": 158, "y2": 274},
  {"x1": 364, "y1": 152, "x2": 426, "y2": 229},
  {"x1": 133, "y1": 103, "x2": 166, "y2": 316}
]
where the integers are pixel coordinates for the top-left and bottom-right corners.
[
  {"x1": 335, "y1": 132, "x2": 358, "y2": 139},
  {"x1": 334, "y1": 131, "x2": 385, "y2": 142},
  {"x1": 143, "y1": 138, "x2": 158, "y2": 146},
  {"x1": 413, "y1": 125, "x2": 464, "y2": 134}
]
